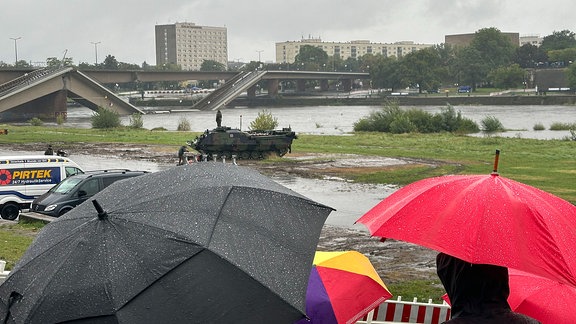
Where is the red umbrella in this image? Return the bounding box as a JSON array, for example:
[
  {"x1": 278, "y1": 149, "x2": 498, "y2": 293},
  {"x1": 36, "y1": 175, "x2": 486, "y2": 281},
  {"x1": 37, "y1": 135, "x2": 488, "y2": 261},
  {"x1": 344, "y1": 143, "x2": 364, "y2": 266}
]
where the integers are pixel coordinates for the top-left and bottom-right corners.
[
  {"x1": 508, "y1": 269, "x2": 576, "y2": 324},
  {"x1": 356, "y1": 150, "x2": 576, "y2": 287}
]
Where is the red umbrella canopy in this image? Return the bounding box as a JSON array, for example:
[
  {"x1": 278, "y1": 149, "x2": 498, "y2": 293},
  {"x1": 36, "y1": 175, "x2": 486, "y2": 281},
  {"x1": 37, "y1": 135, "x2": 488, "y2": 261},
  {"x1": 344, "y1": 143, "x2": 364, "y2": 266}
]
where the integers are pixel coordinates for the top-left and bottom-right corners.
[
  {"x1": 356, "y1": 172, "x2": 576, "y2": 287},
  {"x1": 508, "y1": 269, "x2": 576, "y2": 324}
]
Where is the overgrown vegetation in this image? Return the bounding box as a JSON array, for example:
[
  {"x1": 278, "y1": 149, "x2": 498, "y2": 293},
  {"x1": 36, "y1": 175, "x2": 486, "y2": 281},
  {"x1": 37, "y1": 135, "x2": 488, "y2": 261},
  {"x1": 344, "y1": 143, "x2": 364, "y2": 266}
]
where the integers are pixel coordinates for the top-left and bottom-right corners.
[
  {"x1": 353, "y1": 101, "x2": 480, "y2": 134},
  {"x1": 533, "y1": 122, "x2": 545, "y2": 131},
  {"x1": 550, "y1": 122, "x2": 576, "y2": 130},
  {"x1": 128, "y1": 113, "x2": 144, "y2": 129},
  {"x1": 480, "y1": 116, "x2": 505, "y2": 133},
  {"x1": 249, "y1": 109, "x2": 279, "y2": 130},
  {"x1": 91, "y1": 107, "x2": 121, "y2": 129},
  {"x1": 177, "y1": 117, "x2": 191, "y2": 131},
  {"x1": 28, "y1": 117, "x2": 43, "y2": 126}
]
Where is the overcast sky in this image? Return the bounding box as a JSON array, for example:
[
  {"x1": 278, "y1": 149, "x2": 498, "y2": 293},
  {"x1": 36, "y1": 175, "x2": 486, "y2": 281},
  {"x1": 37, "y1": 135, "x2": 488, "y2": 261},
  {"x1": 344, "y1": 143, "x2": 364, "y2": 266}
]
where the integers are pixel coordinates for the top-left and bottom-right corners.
[{"x1": 2, "y1": 0, "x2": 574, "y2": 66}]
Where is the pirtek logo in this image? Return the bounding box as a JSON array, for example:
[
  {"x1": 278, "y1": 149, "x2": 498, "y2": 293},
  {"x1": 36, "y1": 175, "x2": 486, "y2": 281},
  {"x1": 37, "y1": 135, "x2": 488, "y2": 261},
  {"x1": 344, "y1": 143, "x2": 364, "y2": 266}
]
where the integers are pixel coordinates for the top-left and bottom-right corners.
[{"x1": 12, "y1": 169, "x2": 52, "y2": 179}]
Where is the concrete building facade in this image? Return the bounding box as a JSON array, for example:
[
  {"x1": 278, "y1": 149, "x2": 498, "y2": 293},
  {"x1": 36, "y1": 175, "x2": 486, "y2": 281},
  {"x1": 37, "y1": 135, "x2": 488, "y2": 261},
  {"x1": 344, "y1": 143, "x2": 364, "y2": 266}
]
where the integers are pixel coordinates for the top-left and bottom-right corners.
[
  {"x1": 520, "y1": 35, "x2": 543, "y2": 47},
  {"x1": 155, "y1": 22, "x2": 228, "y2": 71},
  {"x1": 275, "y1": 38, "x2": 434, "y2": 63}
]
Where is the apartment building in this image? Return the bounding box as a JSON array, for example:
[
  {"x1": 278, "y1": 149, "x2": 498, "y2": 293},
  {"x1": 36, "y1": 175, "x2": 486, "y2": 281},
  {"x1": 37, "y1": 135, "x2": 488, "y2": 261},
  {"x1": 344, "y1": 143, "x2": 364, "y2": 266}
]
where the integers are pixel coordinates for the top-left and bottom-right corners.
[
  {"x1": 155, "y1": 22, "x2": 228, "y2": 71},
  {"x1": 275, "y1": 38, "x2": 434, "y2": 63}
]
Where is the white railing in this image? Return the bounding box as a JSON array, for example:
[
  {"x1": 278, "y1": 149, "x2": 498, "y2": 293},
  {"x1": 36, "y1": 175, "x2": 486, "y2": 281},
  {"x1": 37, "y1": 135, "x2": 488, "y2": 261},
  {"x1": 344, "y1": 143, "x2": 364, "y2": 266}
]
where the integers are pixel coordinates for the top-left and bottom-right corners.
[
  {"x1": 0, "y1": 260, "x2": 9, "y2": 284},
  {"x1": 357, "y1": 296, "x2": 451, "y2": 324}
]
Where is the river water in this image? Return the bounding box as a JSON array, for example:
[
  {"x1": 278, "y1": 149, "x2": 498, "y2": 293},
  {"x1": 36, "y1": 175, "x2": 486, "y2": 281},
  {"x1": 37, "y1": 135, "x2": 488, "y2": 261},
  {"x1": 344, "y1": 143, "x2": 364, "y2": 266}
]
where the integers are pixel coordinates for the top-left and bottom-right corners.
[
  {"x1": 63, "y1": 103, "x2": 576, "y2": 140},
  {"x1": 3, "y1": 104, "x2": 575, "y2": 229}
]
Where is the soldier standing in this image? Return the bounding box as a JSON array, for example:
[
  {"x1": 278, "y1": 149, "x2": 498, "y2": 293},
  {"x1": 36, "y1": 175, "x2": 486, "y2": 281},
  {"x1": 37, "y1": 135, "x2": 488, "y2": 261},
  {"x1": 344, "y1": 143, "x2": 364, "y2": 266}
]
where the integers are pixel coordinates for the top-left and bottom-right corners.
[{"x1": 216, "y1": 109, "x2": 222, "y2": 127}]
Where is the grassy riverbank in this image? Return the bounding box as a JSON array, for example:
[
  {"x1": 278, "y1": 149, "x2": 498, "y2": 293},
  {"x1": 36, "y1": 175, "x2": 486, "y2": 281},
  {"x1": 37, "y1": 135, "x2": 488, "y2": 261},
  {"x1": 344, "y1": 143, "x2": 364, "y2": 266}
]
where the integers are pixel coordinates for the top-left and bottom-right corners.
[
  {"x1": 1, "y1": 124, "x2": 575, "y2": 302},
  {"x1": 1, "y1": 125, "x2": 575, "y2": 204}
]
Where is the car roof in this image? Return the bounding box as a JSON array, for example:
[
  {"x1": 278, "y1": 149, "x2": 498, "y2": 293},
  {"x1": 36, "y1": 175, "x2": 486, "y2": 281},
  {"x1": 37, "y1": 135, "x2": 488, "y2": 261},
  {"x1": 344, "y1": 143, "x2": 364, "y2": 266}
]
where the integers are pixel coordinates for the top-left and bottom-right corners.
[{"x1": 69, "y1": 169, "x2": 149, "y2": 179}]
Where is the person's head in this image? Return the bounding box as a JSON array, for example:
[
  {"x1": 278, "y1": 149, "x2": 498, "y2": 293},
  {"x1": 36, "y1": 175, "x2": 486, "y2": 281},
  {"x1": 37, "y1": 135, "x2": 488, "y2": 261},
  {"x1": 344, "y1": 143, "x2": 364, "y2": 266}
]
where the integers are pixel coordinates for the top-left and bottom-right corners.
[{"x1": 436, "y1": 253, "x2": 511, "y2": 316}]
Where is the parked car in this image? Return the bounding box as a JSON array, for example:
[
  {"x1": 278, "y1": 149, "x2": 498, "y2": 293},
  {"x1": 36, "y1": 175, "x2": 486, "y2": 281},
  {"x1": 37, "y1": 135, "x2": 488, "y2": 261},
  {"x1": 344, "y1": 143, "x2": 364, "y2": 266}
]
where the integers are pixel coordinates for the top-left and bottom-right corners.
[
  {"x1": 458, "y1": 85, "x2": 472, "y2": 93},
  {"x1": 31, "y1": 169, "x2": 149, "y2": 217}
]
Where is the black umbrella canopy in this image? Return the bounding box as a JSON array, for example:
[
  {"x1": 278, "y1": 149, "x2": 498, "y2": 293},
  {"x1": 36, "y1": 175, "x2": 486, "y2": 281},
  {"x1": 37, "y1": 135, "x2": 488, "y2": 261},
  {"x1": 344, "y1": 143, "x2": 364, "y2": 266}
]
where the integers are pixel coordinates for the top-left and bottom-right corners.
[{"x1": 0, "y1": 163, "x2": 334, "y2": 323}]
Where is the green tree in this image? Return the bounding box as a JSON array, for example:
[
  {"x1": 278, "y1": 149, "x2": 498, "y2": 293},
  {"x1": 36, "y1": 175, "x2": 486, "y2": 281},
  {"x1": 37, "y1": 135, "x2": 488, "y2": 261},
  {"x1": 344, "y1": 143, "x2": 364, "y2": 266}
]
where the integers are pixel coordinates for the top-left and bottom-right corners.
[
  {"x1": 200, "y1": 60, "x2": 227, "y2": 72},
  {"x1": 547, "y1": 48, "x2": 576, "y2": 66},
  {"x1": 454, "y1": 27, "x2": 516, "y2": 89},
  {"x1": 102, "y1": 55, "x2": 119, "y2": 69},
  {"x1": 294, "y1": 45, "x2": 329, "y2": 71},
  {"x1": 516, "y1": 44, "x2": 548, "y2": 68},
  {"x1": 249, "y1": 110, "x2": 279, "y2": 130},
  {"x1": 541, "y1": 30, "x2": 576, "y2": 51},
  {"x1": 487, "y1": 64, "x2": 525, "y2": 89},
  {"x1": 370, "y1": 55, "x2": 406, "y2": 92},
  {"x1": 401, "y1": 47, "x2": 443, "y2": 93},
  {"x1": 46, "y1": 57, "x2": 73, "y2": 68},
  {"x1": 470, "y1": 28, "x2": 516, "y2": 69},
  {"x1": 566, "y1": 63, "x2": 576, "y2": 89},
  {"x1": 453, "y1": 46, "x2": 486, "y2": 90}
]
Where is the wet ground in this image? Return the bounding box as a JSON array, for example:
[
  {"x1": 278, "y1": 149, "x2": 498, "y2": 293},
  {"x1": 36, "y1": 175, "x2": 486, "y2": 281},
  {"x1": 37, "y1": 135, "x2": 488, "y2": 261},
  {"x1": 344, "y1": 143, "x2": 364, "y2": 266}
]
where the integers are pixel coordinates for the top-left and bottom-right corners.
[{"x1": 0, "y1": 142, "x2": 439, "y2": 285}]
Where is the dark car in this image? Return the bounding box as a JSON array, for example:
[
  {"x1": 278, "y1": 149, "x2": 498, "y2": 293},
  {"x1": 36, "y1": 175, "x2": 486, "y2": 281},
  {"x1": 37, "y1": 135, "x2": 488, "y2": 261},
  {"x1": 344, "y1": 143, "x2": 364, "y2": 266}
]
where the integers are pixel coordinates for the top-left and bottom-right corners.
[{"x1": 31, "y1": 169, "x2": 149, "y2": 217}]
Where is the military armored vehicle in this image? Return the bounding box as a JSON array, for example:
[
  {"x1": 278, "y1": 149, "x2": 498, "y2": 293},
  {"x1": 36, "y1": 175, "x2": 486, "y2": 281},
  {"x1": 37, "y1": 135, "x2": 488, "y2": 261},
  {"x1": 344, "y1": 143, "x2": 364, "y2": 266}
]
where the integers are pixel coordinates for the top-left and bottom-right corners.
[{"x1": 189, "y1": 126, "x2": 297, "y2": 160}]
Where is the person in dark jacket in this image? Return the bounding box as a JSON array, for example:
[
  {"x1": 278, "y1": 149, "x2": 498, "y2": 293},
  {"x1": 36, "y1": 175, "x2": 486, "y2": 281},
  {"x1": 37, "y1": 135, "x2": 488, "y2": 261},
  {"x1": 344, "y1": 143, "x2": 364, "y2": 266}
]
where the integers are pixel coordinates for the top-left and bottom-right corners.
[
  {"x1": 44, "y1": 145, "x2": 54, "y2": 155},
  {"x1": 436, "y1": 253, "x2": 540, "y2": 323},
  {"x1": 216, "y1": 109, "x2": 222, "y2": 127}
]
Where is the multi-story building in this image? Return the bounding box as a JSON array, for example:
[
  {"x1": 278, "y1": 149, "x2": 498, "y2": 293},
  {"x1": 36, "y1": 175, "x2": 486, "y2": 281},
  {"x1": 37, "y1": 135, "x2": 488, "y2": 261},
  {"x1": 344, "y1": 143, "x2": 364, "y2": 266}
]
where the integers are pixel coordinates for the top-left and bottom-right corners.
[
  {"x1": 520, "y1": 35, "x2": 543, "y2": 47},
  {"x1": 275, "y1": 38, "x2": 434, "y2": 63},
  {"x1": 445, "y1": 32, "x2": 520, "y2": 47},
  {"x1": 155, "y1": 22, "x2": 228, "y2": 71}
]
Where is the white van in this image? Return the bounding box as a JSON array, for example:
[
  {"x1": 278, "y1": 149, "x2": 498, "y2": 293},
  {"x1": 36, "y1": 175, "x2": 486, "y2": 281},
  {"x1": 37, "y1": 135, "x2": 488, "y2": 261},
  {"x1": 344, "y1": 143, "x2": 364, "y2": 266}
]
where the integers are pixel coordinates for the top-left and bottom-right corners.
[{"x1": 0, "y1": 155, "x2": 84, "y2": 220}]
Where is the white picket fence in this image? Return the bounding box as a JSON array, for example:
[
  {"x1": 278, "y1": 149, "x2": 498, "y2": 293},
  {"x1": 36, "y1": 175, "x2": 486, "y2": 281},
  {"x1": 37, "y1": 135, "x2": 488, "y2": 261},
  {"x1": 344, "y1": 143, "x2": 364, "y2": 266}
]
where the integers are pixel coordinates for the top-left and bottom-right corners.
[
  {"x1": 0, "y1": 260, "x2": 8, "y2": 284},
  {"x1": 357, "y1": 296, "x2": 451, "y2": 324}
]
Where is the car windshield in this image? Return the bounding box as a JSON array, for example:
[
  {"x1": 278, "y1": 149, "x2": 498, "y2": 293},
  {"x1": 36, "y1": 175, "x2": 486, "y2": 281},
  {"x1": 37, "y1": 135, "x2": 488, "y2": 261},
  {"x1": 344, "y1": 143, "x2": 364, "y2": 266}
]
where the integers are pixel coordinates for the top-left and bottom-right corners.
[{"x1": 50, "y1": 177, "x2": 84, "y2": 194}]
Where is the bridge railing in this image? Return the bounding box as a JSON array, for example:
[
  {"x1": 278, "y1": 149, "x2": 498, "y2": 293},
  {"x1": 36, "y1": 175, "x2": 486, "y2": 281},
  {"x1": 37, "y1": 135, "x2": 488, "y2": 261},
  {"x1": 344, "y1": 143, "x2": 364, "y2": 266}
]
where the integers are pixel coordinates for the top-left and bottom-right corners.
[{"x1": 0, "y1": 66, "x2": 70, "y2": 97}]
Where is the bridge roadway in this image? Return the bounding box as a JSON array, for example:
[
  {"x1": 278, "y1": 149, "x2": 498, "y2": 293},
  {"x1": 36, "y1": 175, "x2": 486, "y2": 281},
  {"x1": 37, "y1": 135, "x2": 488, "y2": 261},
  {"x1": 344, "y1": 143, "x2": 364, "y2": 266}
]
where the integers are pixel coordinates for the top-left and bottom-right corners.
[{"x1": 0, "y1": 69, "x2": 369, "y2": 85}]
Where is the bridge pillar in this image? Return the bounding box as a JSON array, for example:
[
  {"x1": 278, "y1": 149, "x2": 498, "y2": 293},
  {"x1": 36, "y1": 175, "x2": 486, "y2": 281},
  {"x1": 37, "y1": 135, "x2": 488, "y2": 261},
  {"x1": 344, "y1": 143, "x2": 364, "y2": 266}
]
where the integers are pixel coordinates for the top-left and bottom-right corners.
[
  {"x1": 247, "y1": 85, "x2": 257, "y2": 98},
  {"x1": 14, "y1": 90, "x2": 67, "y2": 121},
  {"x1": 341, "y1": 79, "x2": 352, "y2": 92},
  {"x1": 267, "y1": 79, "x2": 279, "y2": 97},
  {"x1": 320, "y1": 80, "x2": 329, "y2": 91},
  {"x1": 296, "y1": 80, "x2": 306, "y2": 92}
]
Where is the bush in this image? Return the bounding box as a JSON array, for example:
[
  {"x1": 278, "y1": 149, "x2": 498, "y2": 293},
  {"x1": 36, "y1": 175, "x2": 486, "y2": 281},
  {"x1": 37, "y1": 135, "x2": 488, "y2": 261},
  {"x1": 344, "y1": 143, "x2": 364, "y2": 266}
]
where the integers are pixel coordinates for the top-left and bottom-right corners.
[
  {"x1": 177, "y1": 117, "x2": 191, "y2": 131},
  {"x1": 533, "y1": 122, "x2": 545, "y2": 131},
  {"x1": 353, "y1": 102, "x2": 479, "y2": 134},
  {"x1": 129, "y1": 113, "x2": 144, "y2": 129},
  {"x1": 550, "y1": 122, "x2": 576, "y2": 130},
  {"x1": 91, "y1": 107, "x2": 121, "y2": 129},
  {"x1": 55, "y1": 115, "x2": 65, "y2": 125},
  {"x1": 250, "y1": 110, "x2": 279, "y2": 130},
  {"x1": 28, "y1": 117, "x2": 43, "y2": 126},
  {"x1": 481, "y1": 116, "x2": 505, "y2": 133}
]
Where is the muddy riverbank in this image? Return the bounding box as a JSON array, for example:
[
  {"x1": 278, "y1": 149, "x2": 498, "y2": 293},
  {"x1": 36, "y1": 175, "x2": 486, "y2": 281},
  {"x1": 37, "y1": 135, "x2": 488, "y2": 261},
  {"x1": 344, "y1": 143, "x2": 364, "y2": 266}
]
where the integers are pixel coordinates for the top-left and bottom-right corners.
[{"x1": 1, "y1": 142, "x2": 439, "y2": 286}]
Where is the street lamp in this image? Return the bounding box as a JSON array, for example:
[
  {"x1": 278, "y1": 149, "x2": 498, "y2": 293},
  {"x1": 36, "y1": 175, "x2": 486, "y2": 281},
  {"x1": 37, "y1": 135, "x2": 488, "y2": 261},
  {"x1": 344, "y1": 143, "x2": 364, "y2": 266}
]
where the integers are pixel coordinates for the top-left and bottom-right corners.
[
  {"x1": 256, "y1": 50, "x2": 263, "y2": 62},
  {"x1": 90, "y1": 41, "x2": 101, "y2": 65},
  {"x1": 9, "y1": 37, "x2": 22, "y2": 64}
]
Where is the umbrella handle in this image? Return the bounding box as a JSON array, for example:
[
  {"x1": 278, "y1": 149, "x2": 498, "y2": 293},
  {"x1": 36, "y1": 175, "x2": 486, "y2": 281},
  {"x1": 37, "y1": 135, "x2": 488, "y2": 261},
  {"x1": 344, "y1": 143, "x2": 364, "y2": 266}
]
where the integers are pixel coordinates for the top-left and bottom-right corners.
[{"x1": 492, "y1": 149, "x2": 500, "y2": 174}]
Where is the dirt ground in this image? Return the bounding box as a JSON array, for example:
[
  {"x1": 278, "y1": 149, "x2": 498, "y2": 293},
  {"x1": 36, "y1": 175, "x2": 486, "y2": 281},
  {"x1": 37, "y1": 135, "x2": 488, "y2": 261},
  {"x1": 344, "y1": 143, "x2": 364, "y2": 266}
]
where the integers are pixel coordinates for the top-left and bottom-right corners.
[{"x1": 4, "y1": 142, "x2": 440, "y2": 285}]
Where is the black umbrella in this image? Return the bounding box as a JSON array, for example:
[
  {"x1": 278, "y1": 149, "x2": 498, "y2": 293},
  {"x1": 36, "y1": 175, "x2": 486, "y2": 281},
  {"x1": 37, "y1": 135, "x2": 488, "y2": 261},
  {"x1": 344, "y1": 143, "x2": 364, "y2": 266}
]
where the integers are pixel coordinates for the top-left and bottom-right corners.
[{"x1": 0, "y1": 163, "x2": 334, "y2": 323}]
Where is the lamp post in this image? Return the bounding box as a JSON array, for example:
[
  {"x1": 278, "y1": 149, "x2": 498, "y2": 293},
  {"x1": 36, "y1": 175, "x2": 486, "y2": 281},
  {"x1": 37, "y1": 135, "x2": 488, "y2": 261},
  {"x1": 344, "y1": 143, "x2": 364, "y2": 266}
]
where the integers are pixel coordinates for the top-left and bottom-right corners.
[
  {"x1": 9, "y1": 37, "x2": 22, "y2": 64},
  {"x1": 256, "y1": 50, "x2": 263, "y2": 62},
  {"x1": 90, "y1": 41, "x2": 101, "y2": 65}
]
